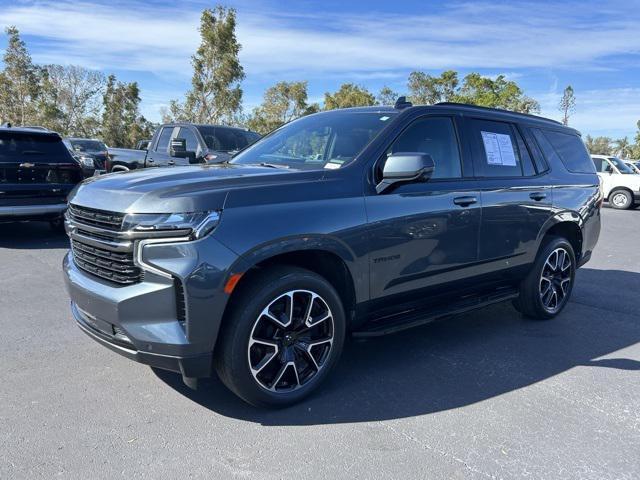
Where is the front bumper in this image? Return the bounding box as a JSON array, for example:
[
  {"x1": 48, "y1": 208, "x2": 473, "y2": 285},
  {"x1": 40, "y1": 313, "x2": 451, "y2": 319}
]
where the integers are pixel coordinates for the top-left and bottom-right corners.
[
  {"x1": 63, "y1": 233, "x2": 239, "y2": 378},
  {"x1": 0, "y1": 203, "x2": 67, "y2": 218}
]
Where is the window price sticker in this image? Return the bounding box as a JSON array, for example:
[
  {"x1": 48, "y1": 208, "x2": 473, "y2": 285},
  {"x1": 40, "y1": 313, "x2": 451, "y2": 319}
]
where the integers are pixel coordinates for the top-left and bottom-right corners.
[{"x1": 481, "y1": 131, "x2": 517, "y2": 166}]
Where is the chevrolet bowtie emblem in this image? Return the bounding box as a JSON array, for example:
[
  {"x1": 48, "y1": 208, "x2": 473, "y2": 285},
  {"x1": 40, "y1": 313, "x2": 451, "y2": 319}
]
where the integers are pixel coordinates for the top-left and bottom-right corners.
[{"x1": 19, "y1": 162, "x2": 35, "y2": 168}]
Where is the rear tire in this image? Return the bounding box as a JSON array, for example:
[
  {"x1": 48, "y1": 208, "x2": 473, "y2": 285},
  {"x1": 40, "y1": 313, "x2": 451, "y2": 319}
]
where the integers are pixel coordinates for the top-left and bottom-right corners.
[
  {"x1": 609, "y1": 189, "x2": 633, "y2": 209},
  {"x1": 214, "y1": 266, "x2": 346, "y2": 408},
  {"x1": 514, "y1": 237, "x2": 576, "y2": 320}
]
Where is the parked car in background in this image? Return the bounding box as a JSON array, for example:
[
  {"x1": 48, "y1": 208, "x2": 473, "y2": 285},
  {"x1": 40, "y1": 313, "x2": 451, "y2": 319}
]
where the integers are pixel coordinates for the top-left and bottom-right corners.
[
  {"x1": 1, "y1": 126, "x2": 83, "y2": 231},
  {"x1": 63, "y1": 137, "x2": 110, "y2": 176},
  {"x1": 106, "y1": 147, "x2": 147, "y2": 173},
  {"x1": 623, "y1": 159, "x2": 640, "y2": 174},
  {"x1": 591, "y1": 155, "x2": 640, "y2": 209},
  {"x1": 100, "y1": 124, "x2": 261, "y2": 173},
  {"x1": 63, "y1": 101, "x2": 601, "y2": 407}
]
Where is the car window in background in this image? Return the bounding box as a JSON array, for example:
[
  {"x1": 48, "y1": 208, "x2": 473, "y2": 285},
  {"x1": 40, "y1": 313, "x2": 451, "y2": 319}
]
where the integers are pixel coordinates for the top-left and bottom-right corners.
[
  {"x1": 155, "y1": 127, "x2": 175, "y2": 153},
  {"x1": 231, "y1": 111, "x2": 396, "y2": 170},
  {"x1": 70, "y1": 140, "x2": 107, "y2": 152},
  {"x1": 197, "y1": 126, "x2": 258, "y2": 152},
  {"x1": 386, "y1": 116, "x2": 462, "y2": 179},
  {"x1": 0, "y1": 133, "x2": 72, "y2": 163},
  {"x1": 178, "y1": 127, "x2": 199, "y2": 152},
  {"x1": 607, "y1": 157, "x2": 635, "y2": 174}
]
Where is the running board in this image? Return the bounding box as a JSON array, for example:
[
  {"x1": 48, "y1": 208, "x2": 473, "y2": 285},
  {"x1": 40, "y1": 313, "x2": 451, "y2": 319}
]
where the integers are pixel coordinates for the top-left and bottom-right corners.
[{"x1": 352, "y1": 290, "x2": 519, "y2": 338}]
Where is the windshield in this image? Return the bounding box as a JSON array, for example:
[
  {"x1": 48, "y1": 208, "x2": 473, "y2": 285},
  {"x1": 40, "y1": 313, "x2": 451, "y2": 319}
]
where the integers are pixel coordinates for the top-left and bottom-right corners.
[
  {"x1": 608, "y1": 157, "x2": 635, "y2": 174},
  {"x1": 197, "y1": 126, "x2": 260, "y2": 152},
  {"x1": 70, "y1": 139, "x2": 107, "y2": 152},
  {"x1": 231, "y1": 111, "x2": 396, "y2": 170}
]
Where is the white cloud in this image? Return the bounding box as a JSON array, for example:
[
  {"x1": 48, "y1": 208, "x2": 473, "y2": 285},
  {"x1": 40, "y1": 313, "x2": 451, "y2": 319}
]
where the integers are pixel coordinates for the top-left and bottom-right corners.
[
  {"x1": 0, "y1": 0, "x2": 638, "y2": 76},
  {"x1": 539, "y1": 88, "x2": 640, "y2": 139}
]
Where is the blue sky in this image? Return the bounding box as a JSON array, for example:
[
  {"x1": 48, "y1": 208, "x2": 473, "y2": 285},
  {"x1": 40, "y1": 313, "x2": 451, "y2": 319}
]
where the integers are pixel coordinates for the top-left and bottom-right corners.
[{"x1": 0, "y1": 0, "x2": 638, "y2": 139}]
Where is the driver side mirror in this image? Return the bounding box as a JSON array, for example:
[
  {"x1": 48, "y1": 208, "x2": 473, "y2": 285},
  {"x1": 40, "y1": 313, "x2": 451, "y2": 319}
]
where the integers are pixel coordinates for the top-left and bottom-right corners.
[
  {"x1": 376, "y1": 152, "x2": 435, "y2": 194},
  {"x1": 170, "y1": 138, "x2": 196, "y2": 163}
]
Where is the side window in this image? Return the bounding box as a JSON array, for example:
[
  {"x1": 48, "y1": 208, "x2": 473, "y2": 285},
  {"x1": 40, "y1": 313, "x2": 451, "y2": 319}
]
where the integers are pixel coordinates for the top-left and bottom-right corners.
[
  {"x1": 178, "y1": 127, "x2": 199, "y2": 153},
  {"x1": 533, "y1": 129, "x2": 596, "y2": 174},
  {"x1": 386, "y1": 116, "x2": 462, "y2": 179},
  {"x1": 155, "y1": 127, "x2": 175, "y2": 153},
  {"x1": 593, "y1": 158, "x2": 613, "y2": 173},
  {"x1": 469, "y1": 119, "x2": 526, "y2": 177}
]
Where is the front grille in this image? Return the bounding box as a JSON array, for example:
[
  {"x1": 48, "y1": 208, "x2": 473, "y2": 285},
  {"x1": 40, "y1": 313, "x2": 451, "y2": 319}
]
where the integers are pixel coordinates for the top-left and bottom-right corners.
[
  {"x1": 71, "y1": 240, "x2": 142, "y2": 285},
  {"x1": 68, "y1": 204, "x2": 124, "y2": 231}
]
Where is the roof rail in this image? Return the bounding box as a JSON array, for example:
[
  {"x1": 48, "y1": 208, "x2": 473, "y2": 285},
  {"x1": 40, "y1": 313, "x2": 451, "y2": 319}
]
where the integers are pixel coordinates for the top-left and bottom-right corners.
[
  {"x1": 434, "y1": 102, "x2": 563, "y2": 125},
  {"x1": 394, "y1": 96, "x2": 413, "y2": 109}
]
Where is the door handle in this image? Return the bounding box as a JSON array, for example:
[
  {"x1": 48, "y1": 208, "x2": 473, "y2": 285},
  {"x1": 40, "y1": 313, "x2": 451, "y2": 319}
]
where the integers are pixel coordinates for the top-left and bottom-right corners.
[
  {"x1": 529, "y1": 192, "x2": 547, "y2": 201},
  {"x1": 147, "y1": 158, "x2": 154, "y2": 163},
  {"x1": 168, "y1": 160, "x2": 175, "y2": 165},
  {"x1": 453, "y1": 196, "x2": 477, "y2": 207}
]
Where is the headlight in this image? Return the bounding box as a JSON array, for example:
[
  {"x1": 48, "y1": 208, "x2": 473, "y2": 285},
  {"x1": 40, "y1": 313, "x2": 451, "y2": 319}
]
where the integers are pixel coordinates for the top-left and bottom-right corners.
[
  {"x1": 78, "y1": 155, "x2": 94, "y2": 167},
  {"x1": 122, "y1": 211, "x2": 220, "y2": 239}
]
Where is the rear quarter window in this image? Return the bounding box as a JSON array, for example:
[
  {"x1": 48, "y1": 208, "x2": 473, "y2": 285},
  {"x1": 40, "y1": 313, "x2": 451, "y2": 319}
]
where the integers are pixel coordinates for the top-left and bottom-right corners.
[{"x1": 532, "y1": 129, "x2": 596, "y2": 174}]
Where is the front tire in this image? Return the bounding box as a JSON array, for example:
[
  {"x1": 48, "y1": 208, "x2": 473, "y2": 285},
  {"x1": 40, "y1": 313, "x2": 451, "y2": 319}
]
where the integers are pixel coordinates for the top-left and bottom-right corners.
[
  {"x1": 215, "y1": 266, "x2": 346, "y2": 408},
  {"x1": 514, "y1": 237, "x2": 576, "y2": 320},
  {"x1": 609, "y1": 189, "x2": 633, "y2": 209}
]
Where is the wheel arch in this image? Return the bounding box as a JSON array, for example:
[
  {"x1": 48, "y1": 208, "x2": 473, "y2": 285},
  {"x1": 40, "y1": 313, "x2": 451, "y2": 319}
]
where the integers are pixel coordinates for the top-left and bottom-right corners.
[
  {"x1": 537, "y1": 213, "x2": 584, "y2": 262},
  {"x1": 223, "y1": 238, "x2": 362, "y2": 329}
]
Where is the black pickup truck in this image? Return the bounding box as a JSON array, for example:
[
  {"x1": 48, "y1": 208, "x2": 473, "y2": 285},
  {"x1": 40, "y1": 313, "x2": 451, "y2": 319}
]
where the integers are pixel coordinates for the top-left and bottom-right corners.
[{"x1": 106, "y1": 123, "x2": 261, "y2": 172}]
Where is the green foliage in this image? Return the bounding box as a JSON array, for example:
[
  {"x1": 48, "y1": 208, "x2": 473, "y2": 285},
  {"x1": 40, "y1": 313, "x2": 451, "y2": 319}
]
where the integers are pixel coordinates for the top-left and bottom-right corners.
[
  {"x1": 323, "y1": 83, "x2": 376, "y2": 110},
  {"x1": 246, "y1": 81, "x2": 319, "y2": 134},
  {"x1": 101, "y1": 75, "x2": 151, "y2": 147},
  {"x1": 558, "y1": 85, "x2": 576, "y2": 126},
  {"x1": 407, "y1": 70, "x2": 539, "y2": 113},
  {"x1": 584, "y1": 135, "x2": 613, "y2": 155},
  {"x1": 612, "y1": 137, "x2": 633, "y2": 159},
  {"x1": 408, "y1": 70, "x2": 458, "y2": 105},
  {"x1": 0, "y1": 26, "x2": 41, "y2": 125},
  {"x1": 170, "y1": 6, "x2": 244, "y2": 124},
  {"x1": 376, "y1": 86, "x2": 399, "y2": 106}
]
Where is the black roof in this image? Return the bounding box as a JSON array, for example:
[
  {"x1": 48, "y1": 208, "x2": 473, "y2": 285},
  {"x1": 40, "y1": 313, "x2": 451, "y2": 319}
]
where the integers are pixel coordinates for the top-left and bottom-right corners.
[
  {"x1": 323, "y1": 102, "x2": 571, "y2": 132},
  {"x1": 0, "y1": 126, "x2": 61, "y2": 138}
]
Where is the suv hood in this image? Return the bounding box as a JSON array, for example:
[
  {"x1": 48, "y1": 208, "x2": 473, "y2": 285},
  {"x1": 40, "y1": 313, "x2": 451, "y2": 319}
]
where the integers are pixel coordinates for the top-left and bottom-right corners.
[{"x1": 68, "y1": 163, "x2": 323, "y2": 213}]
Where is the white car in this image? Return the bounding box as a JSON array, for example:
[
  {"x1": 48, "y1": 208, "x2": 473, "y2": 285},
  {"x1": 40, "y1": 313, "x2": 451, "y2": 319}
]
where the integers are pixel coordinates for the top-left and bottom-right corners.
[
  {"x1": 591, "y1": 155, "x2": 640, "y2": 209},
  {"x1": 623, "y1": 159, "x2": 640, "y2": 174}
]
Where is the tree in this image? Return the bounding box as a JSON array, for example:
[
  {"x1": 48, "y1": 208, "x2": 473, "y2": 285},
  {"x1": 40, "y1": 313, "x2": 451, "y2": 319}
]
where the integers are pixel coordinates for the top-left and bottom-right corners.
[
  {"x1": 323, "y1": 83, "x2": 376, "y2": 110},
  {"x1": 584, "y1": 135, "x2": 612, "y2": 155},
  {"x1": 632, "y1": 121, "x2": 640, "y2": 159},
  {"x1": 455, "y1": 73, "x2": 540, "y2": 113},
  {"x1": 101, "y1": 75, "x2": 150, "y2": 147},
  {"x1": 558, "y1": 85, "x2": 576, "y2": 126},
  {"x1": 613, "y1": 137, "x2": 632, "y2": 159},
  {"x1": 45, "y1": 65, "x2": 106, "y2": 136},
  {"x1": 173, "y1": 6, "x2": 244, "y2": 124},
  {"x1": 376, "y1": 86, "x2": 399, "y2": 106},
  {"x1": 247, "y1": 81, "x2": 319, "y2": 134},
  {"x1": 407, "y1": 70, "x2": 458, "y2": 105},
  {"x1": 0, "y1": 26, "x2": 40, "y2": 125}
]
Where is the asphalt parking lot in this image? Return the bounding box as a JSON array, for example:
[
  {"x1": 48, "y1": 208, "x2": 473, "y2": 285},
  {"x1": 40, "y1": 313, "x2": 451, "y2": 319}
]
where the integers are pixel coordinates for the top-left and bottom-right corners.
[{"x1": 1, "y1": 206, "x2": 639, "y2": 479}]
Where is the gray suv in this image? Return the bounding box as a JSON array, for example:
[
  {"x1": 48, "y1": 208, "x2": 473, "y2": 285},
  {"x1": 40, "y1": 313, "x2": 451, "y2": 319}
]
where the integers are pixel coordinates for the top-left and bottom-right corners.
[{"x1": 63, "y1": 101, "x2": 601, "y2": 407}]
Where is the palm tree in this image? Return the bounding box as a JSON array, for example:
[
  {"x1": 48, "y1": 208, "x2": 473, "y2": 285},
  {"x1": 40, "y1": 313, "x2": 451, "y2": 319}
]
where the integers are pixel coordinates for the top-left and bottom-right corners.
[{"x1": 613, "y1": 137, "x2": 632, "y2": 159}]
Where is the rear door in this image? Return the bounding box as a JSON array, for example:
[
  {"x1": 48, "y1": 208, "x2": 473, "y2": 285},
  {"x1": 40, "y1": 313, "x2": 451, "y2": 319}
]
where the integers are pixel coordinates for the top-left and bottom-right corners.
[
  {"x1": 0, "y1": 131, "x2": 82, "y2": 206},
  {"x1": 145, "y1": 126, "x2": 176, "y2": 167},
  {"x1": 464, "y1": 118, "x2": 554, "y2": 273}
]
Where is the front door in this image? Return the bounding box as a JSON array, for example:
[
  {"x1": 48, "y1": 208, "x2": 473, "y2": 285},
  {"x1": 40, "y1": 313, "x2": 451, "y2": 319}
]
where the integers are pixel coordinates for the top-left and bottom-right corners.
[
  {"x1": 146, "y1": 126, "x2": 177, "y2": 167},
  {"x1": 366, "y1": 115, "x2": 482, "y2": 308}
]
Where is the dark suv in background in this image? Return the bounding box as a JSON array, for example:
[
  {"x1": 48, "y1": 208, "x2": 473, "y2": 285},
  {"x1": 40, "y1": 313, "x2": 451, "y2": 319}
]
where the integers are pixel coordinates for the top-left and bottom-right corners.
[
  {"x1": 63, "y1": 137, "x2": 109, "y2": 176},
  {"x1": 1, "y1": 127, "x2": 83, "y2": 230},
  {"x1": 63, "y1": 101, "x2": 601, "y2": 407}
]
